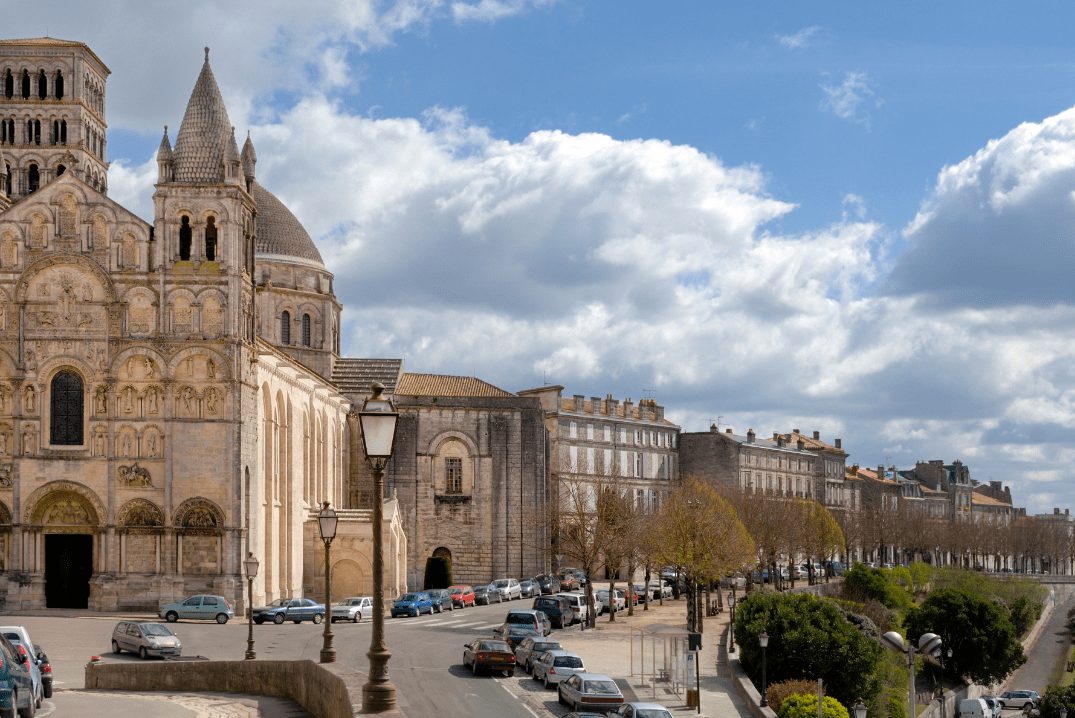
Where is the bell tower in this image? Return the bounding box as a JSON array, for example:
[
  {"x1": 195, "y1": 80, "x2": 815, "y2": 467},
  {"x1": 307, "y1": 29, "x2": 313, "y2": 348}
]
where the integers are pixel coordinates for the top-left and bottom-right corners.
[{"x1": 0, "y1": 38, "x2": 111, "y2": 198}]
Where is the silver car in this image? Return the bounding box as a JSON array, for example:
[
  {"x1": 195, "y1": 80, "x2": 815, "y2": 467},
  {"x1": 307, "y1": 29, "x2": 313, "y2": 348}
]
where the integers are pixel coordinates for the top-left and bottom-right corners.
[
  {"x1": 111, "y1": 621, "x2": 182, "y2": 659},
  {"x1": 331, "y1": 596, "x2": 373, "y2": 623},
  {"x1": 533, "y1": 649, "x2": 585, "y2": 688}
]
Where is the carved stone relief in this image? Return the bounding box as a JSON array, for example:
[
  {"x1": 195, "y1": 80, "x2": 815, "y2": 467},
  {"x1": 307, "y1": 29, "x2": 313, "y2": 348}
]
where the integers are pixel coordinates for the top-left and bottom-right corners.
[
  {"x1": 118, "y1": 463, "x2": 153, "y2": 488},
  {"x1": 122, "y1": 234, "x2": 137, "y2": 268},
  {"x1": 30, "y1": 214, "x2": 46, "y2": 248},
  {"x1": 0, "y1": 464, "x2": 10, "y2": 488},
  {"x1": 0, "y1": 232, "x2": 14, "y2": 268},
  {"x1": 59, "y1": 195, "x2": 77, "y2": 237}
]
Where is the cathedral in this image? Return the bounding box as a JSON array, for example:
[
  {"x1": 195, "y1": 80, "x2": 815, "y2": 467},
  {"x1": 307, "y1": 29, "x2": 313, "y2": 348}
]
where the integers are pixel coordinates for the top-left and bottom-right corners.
[{"x1": 0, "y1": 37, "x2": 548, "y2": 611}]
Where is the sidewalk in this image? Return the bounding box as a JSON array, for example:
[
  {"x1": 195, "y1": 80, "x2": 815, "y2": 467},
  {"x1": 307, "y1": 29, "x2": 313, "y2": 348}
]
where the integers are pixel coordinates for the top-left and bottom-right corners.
[{"x1": 552, "y1": 596, "x2": 752, "y2": 718}]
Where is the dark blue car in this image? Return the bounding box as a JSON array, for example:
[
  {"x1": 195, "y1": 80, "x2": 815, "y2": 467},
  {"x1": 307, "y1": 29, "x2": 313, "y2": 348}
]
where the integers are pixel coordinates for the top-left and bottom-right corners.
[
  {"x1": 0, "y1": 634, "x2": 35, "y2": 717},
  {"x1": 391, "y1": 592, "x2": 434, "y2": 617}
]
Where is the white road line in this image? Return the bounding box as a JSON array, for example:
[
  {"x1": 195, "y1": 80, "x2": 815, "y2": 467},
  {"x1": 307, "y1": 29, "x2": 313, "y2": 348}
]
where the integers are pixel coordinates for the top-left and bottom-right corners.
[
  {"x1": 496, "y1": 679, "x2": 541, "y2": 718},
  {"x1": 447, "y1": 621, "x2": 488, "y2": 629}
]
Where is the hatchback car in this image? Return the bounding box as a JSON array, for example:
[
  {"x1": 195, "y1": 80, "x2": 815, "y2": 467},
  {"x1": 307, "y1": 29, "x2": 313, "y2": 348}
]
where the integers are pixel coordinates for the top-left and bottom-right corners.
[
  {"x1": 493, "y1": 624, "x2": 542, "y2": 650},
  {"x1": 519, "y1": 578, "x2": 540, "y2": 598},
  {"x1": 981, "y1": 696, "x2": 1003, "y2": 718},
  {"x1": 111, "y1": 621, "x2": 182, "y2": 659},
  {"x1": 611, "y1": 702, "x2": 674, "y2": 718},
  {"x1": 427, "y1": 589, "x2": 455, "y2": 613},
  {"x1": 391, "y1": 592, "x2": 434, "y2": 617},
  {"x1": 537, "y1": 574, "x2": 561, "y2": 594},
  {"x1": 159, "y1": 594, "x2": 235, "y2": 624},
  {"x1": 533, "y1": 595, "x2": 575, "y2": 628},
  {"x1": 998, "y1": 691, "x2": 1040, "y2": 710},
  {"x1": 503, "y1": 609, "x2": 551, "y2": 636},
  {"x1": 448, "y1": 585, "x2": 475, "y2": 608},
  {"x1": 462, "y1": 638, "x2": 516, "y2": 677},
  {"x1": 514, "y1": 637, "x2": 562, "y2": 674},
  {"x1": 0, "y1": 626, "x2": 43, "y2": 709},
  {"x1": 252, "y1": 597, "x2": 326, "y2": 624},
  {"x1": 331, "y1": 596, "x2": 373, "y2": 623},
  {"x1": 596, "y1": 589, "x2": 626, "y2": 614},
  {"x1": 0, "y1": 634, "x2": 34, "y2": 718},
  {"x1": 557, "y1": 672, "x2": 625, "y2": 712},
  {"x1": 533, "y1": 649, "x2": 585, "y2": 688},
  {"x1": 492, "y1": 578, "x2": 522, "y2": 601},
  {"x1": 474, "y1": 584, "x2": 502, "y2": 605}
]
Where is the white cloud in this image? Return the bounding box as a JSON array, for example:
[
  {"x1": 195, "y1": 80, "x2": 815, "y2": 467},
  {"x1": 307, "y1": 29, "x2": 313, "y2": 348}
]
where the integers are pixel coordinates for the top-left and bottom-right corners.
[
  {"x1": 820, "y1": 71, "x2": 881, "y2": 125},
  {"x1": 776, "y1": 26, "x2": 822, "y2": 50},
  {"x1": 451, "y1": 0, "x2": 554, "y2": 22}
]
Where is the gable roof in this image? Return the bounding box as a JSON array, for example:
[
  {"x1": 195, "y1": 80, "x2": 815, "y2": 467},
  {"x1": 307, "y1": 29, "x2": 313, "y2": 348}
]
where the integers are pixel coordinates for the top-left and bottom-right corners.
[
  {"x1": 0, "y1": 172, "x2": 150, "y2": 229},
  {"x1": 331, "y1": 358, "x2": 402, "y2": 396},
  {"x1": 396, "y1": 373, "x2": 513, "y2": 397}
]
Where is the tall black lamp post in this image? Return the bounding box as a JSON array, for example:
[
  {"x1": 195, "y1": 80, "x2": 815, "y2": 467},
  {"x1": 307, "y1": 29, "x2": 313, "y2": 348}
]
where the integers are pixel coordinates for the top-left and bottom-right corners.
[
  {"x1": 359, "y1": 382, "x2": 399, "y2": 713},
  {"x1": 727, "y1": 589, "x2": 736, "y2": 653},
  {"x1": 318, "y1": 501, "x2": 338, "y2": 663},
  {"x1": 759, "y1": 630, "x2": 769, "y2": 707},
  {"x1": 243, "y1": 552, "x2": 259, "y2": 660}
]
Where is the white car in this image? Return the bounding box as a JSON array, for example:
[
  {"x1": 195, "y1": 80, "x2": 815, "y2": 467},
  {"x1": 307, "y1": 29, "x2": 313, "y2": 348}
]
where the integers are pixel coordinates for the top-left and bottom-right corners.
[
  {"x1": 532, "y1": 649, "x2": 585, "y2": 688},
  {"x1": 0, "y1": 625, "x2": 43, "y2": 709},
  {"x1": 595, "y1": 589, "x2": 626, "y2": 613},
  {"x1": 492, "y1": 578, "x2": 522, "y2": 601},
  {"x1": 331, "y1": 596, "x2": 373, "y2": 623},
  {"x1": 557, "y1": 592, "x2": 598, "y2": 623}
]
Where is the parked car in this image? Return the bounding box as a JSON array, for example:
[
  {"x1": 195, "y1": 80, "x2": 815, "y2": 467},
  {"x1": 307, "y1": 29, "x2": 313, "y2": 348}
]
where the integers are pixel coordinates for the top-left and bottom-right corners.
[
  {"x1": 390, "y1": 592, "x2": 434, "y2": 618},
  {"x1": 519, "y1": 578, "x2": 541, "y2": 598},
  {"x1": 502, "y1": 609, "x2": 551, "y2": 636},
  {"x1": 981, "y1": 696, "x2": 1003, "y2": 718},
  {"x1": 828, "y1": 561, "x2": 847, "y2": 576},
  {"x1": 252, "y1": 597, "x2": 326, "y2": 624},
  {"x1": 557, "y1": 592, "x2": 595, "y2": 624},
  {"x1": 514, "y1": 637, "x2": 562, "y2": 674},
  {"x1": 533, "y1": 595, "x2": 575, "y2": 629},
  {"x1": 611, "y1": 702, "x2": 674, "y2": 718},
  {"x1": 533, "y1": 649, "x2": 586, "y2": 688},
  {"x1": 557, "y1": 573, "x2": 578, "y2": 591},
  {"x1": 32, "y1": 645, "x2": 51, "y2": 699},
  {"x1": 474, "y1": 584, "x2": 502, "y2": 605},
  {"x1": 596, "y1": 589, "x2": 626, "y2": 614},
  {"x1": 492, "y1": 578, "x2": 522, "y2": 601},
  {"x1": 537, "y1": 574, "x2": 561, "y2": 595},
  {"x1": 448, "y1": 585, "x2": 476, "y2": 608},
  {"x1": 158, "y1": 594, "x2": 235, "y2": 624},
  {"x1": 0, "y1": 626, "x2": 43, "y2": 709},
  {"x1": 557, "y1": 672, "x2": 625, "y2": 712},
  {"x1": 330, "y1": 596, "x2": 373, "y2": 623},
  {"x1": 563, "y1": 714, "x2": 607, "y2": 718},
  {"x1": 462, "y1": 638, "x2": 516, "y2": 677},
  {"x1": 427, "y1": 589, "x2": 455, "y2": 613},
  {"x1": 647, "y1": 581, "x2": 672, "y2": 599},
  {"x1": 493, "y1": 624, "x2": 542, "y2": 650},
  {"x1": 111, "y1": 621, "x2": 182, "y2": 659},
  {"x1": 0, "y1": 634, "x2": 34, "y2": 718},
  {"x1": 998, "y1": 691, "x2": 1040, "y2": 710}
]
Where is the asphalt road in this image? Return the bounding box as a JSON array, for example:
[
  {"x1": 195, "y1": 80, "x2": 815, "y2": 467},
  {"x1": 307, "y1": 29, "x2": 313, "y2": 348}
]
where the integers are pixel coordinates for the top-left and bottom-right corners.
[{"x1": 1004, "y1": 586, "x2": 1075, "y2": 695}]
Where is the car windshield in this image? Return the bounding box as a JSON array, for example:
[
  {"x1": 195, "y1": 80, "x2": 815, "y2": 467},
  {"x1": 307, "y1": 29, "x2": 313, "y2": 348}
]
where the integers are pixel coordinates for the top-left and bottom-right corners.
[
  {"x1": 480, "y1": 641, "x2": 510, "y2": 651},
  {"x1": 535, "y1": 642, "x2": 561, "y2": 652},
  {"x1": 493, "y1": 580, "x2": 509, "y2": 587},
  {"x1": 534, "y1": 598, "x2": 557, "y2": 608},
  {"x1": 507, "y1": 614, "x2": 534, "y2": 624},
  {"x1": 585, "y1": 680, "x2": 620, "y2": 695},
  {"x1": 508, "y1": 626, "x2": 539, "y2": 635},
  {"x1": 341, "y1": 599, "x2": 363, "y2": 605},
  {"x1": 636, "y1": 711, "x2": 673, "y2": 718},
  {"x1": 450, "y1": 588, "x2": 462, "y2": 594},
  {"x1": 554, "y1": 656, "x2": 584, "y2": 668},
  {"x1": 269, "y1": 598, "x2": 289, "y2": 608},
  {"x1": 140, "y1": 624, "x2": 174, "y2": 637},
  {"x1": 400, "y1": 594, "x2": 419, "y2": 602}
]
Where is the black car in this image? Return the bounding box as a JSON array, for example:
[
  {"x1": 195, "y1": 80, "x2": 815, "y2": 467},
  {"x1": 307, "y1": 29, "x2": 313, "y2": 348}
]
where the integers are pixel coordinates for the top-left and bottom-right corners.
[
  {"x1": 519, "y1": 578, "x2": 540, "y2": 598},
  {"x1": 537, "y1": 574, "x2": 561, "y2": 595},
  {"x1": 33, "y1": 644, "x2": 52, "y2": 698},
  {"x1": 427, "y1": 589, "x2": 455, "y2": 613},
  {"x1": 533, "y1": 595, "x2": 574, "y2": 629},
  {"x1": 493, "y1": 623, "x2": 542, "y2": 650}
]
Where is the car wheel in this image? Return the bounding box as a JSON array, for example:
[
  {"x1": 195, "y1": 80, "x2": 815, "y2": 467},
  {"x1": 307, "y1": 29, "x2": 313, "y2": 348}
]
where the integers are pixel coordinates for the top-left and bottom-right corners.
[
  {"x1": 544, "y1": 674, "x2": 551, "y2": 689},
  {"x1": 273, "y1": 613, "x2": 285, "y2": 625},
  {"x1": 165, "y1": 611, "x2": 178, "y2": 623},
  {"x1": 254, "y1": 618, "x2": 264, "y2": 625},
  {"x1": 112, "y1": 640, "x2": 122, "y2": 654},
  {"x1": 17, "y1": 694, "x2": 33, "y2": 718},
  {"x1": 353, "y1": 613, "x2": 361, "y2": 624},
  {"x1": 293, "y1": 620, "x2": 302, "y2": 624},
  {"x1": 215, "y1": 613, "x2": 229, "y2": 624},
  {"x1": 472, "y1": 660, "x2": 479, "y2": 676},
  {"x1": 312, "y1": 613, "x2": 323, "y2": 625},
  {"x1": 557, "y1": 689, "x2": 566, "y2": 706},
  {"x1": 503, "y1": 669, "x2": 513, "y2": 678},
  {"x1": 42, "y1": 682, "x2": 51, "y2": 700},
  {"x1": 138, "y1": 646, "x2": 148, "y2": 660}
]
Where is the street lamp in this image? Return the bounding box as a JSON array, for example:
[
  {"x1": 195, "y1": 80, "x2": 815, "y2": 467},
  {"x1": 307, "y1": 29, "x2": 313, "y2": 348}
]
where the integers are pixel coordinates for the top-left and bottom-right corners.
[
  {"x1": 727, "y1": 589, "x2": 736, "y2": 653},
  {"x1": 243, "y1": 552, "x2": 259, "y2": 660},
  {"x1": 758, "y1": 630, "x2": 769, "y2": 707},
  {"x1": 883, "y1": 630, "x2": 942, "y2": 718},
  {"x1": 1060, "y1": 706, "x2": 1068, "y2": 718},
  {"x1": 854, "y1": 699, "x2": 867, "y2": 718},
  {"x1": 318, "y1": 501, "x2": 338, "y2": 664},
  {"x1": 359, "y1": 382, "x2": 399, "y2": 713}
]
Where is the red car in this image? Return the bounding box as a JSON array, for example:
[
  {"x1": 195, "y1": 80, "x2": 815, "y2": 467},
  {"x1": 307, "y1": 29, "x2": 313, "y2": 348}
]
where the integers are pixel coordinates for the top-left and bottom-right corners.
[{"x1": 449, "y1": 585, "x2": 475, "y2": 608}]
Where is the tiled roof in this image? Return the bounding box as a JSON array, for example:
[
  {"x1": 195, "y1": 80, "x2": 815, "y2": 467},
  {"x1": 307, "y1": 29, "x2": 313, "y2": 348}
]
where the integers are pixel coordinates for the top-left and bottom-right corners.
[
  {"x1": 396, "y1": 373, "x2": 513, "y2": 397},
  {"x1": 972, "y1": 493, "x2": 1010, "y2": 507},
  {"x1": 786, "y1": 431, "x2": 847, "y2": 456},
  {"x1": 172, "y1": 51, "x2": 237, "y2": 184},
  {"x1": 331, "y1": 358, "x2": 402, "y2": 396},
  {"x1": 241, "y1": 134, "x2": 257, "y2": 179},
  {"x1": 0, "y1": 38, "x2": 110, "y2": 71},
  {"x1": 717, "y1": 431, "x2": 817, "y2": 456},
  {"x1": 251, "y1": 181, "x2": 324, "y2": 264}
]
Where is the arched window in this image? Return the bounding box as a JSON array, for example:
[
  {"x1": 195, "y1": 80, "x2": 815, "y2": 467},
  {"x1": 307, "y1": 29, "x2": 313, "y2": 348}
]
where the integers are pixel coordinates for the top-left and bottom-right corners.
[
  {"x1": 32, "y1": 119, "x2": 40, "y2": 145},
  {"x1": 54, "y1": 71, "x2": 63, "y2": 99},
  {"x1": 178, "y1": 216, "x2": 192, "y2": 260},
  {"x1": 20, "y1": 70, "x2": 29, "y2": 99},
  {"x1": 204, "y1": 216, "x2": 217, "y2": 261},
  {"x1": 2, "y1": 70, "x2": 11, "y2": 99},
  {"x1": 301, "y1": 313, "x2": 311, "y2": 346},
  {"x1": 60, "y1": 119, "x2": 66, "y2": 144},
  {"x1": 27, "y1": 164, "x2": 39, "y2": 193},
  {"x1": 37, "y1": 70, "x2": 46, "y2": 100},
  {"x1": 281, "y1": 311, "x2": 291, "y2": 345},
  {"x1": 56, "y1": 164, "x2": 65, "y2": 177},
  {"x1": 0, "y1": 120, "x2": 6, "y2": 144},
  {"x1": 3, "y1": 164, "x2": 9, "y2": 196},
  {"x1": 50, "y1": 371, "x2": 84, "y2": 445}
]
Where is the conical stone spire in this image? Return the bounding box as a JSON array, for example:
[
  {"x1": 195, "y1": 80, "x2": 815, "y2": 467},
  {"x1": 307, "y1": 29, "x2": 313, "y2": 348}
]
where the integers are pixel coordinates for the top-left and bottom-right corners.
[
  {"x1": 241, "y1": 131, "x2": 256, "y2": 180},
  {"x1": 171, "y1": 47, "x2": 236, "y2": 183},
  {"x1": 157, "y1": 125, "x2": 172, "y2": 161}
]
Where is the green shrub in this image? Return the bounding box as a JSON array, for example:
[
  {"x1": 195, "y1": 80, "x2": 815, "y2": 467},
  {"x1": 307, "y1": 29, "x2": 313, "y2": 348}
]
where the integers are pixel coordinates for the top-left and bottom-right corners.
[
  {"x1": 766, "y1": 680, "x2": 819, "y2": 713},
  {"x1": 778, "y1": 694, "x2": 849, "y2": 718}
]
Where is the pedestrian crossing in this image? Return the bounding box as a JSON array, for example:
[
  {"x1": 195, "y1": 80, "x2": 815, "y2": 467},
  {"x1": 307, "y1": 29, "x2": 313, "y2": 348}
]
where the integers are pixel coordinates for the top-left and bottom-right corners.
[{"x1": 390, "y1": 616, "x2": 502, "y2": 631}]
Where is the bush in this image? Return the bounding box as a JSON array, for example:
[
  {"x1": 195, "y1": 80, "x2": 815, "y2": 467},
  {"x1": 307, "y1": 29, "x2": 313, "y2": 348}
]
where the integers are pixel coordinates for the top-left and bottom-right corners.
[
  {"x1": 1037, "y1": 684, "x2": 1075, "y2": 718},
  {"x1": 766, "y1": 680, "x2": 818, "y2": 713},
  {"x1": 843, "y1": 564, "x2": 911, "y2": 610},
  {"x1": 423, "y1": 556, "x2": 452, "y2": 589},
  {"x1": 778, "y1": 694, "x2": 850, "y2": 718},
  {"x1": 1008, "y1": 594, "x2": 1038, "y2": 637}
]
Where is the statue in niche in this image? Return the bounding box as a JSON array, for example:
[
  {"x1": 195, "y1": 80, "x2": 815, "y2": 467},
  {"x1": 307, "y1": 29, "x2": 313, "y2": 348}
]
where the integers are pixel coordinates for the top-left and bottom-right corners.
[
  {"x1": 146, "y1": 387, "x2": 159, "y2": 414},
  {"x1": 95, "y1": 387, "x2": 107, "y2": 414},
  {"x1": 205, "y1": 388, "x2": 218, "y2": 415},
  {"x1": 121, "y1": 434, "x2": 132, "y2": 457},
  {"x1": 30, "y1": 215, "x2": 45, "y2": 248},
  {"x1": 81, "y1": 283, "x2": 92, "y2": 302},
  {"x1": 0, "y1": 304, "x2": 5, "y2": 332},
  {"x1": 146, "y1": 432, "x2": 158, "y2": 457},
  {"x1": 0, "y1": 464, "x2": 10, "y2": 488},
  {"x1": 0, "y1": 235, "x2": 15, "y2": 267},
  {"x1": 23, "y1": 386, "x2": 34, "y2": 413},
  {"x1": 0, "y1": 388, "x2": 7, "y2": 413},
  {"x1": 144, "y1": 357, "x2": 155, "y2": 377},
  {"x1": 123, "y1": 235, "x2": 138, "y2": 267},
  {"x1": 24, "y1": 349, "x2": 36, "y2": 372},
  {"x1": 122, "y1": 386, "x2": 134, "y2": 414},
  {"x1": 181, "y1": 387, "x2": 195, "y2": 414},
  {"x1": 118, "y1": 463, "x2": 152, "y2": 488},
  {"x1": 206, "y1": 358, "x2": 216, "y2": 379},
  {"x1": 0, "y1": 432, "x2": 7, "y2": 455},
  {"x1": 94, "y1": 432, "x2": 106, "y2": 456},
  {"x1": 21, "y1": 427, "x2": 34, "y2": 455}
]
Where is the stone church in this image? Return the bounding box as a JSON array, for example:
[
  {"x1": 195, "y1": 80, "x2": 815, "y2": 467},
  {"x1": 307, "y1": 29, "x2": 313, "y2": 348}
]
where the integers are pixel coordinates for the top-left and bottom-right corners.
[{"x1": 0, "y1": 37, "x2": 548, "y2": 611}]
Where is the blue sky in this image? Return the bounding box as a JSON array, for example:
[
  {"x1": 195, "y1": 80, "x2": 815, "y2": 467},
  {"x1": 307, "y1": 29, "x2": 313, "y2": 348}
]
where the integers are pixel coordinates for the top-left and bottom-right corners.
[{"x1": 12, "y1": 2, "x2": 1075, "y2": 513}]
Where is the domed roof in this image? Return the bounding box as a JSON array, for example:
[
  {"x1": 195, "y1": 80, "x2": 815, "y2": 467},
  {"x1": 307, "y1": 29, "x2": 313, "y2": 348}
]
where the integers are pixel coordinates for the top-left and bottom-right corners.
[{"x1": 251, "y1": 180, "x2": 324, "y2": 265}]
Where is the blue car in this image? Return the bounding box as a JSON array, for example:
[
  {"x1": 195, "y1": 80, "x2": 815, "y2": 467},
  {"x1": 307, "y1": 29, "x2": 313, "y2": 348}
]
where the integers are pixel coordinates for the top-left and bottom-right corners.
[
  {"x1": 251, "y1": 598, "x2": 326, "y2": 625},
  {"x1": 0, "y1": 634, "x2": 35, "y2": 718},
  {"x1": 391, "y1": 592, "x2": 434, "y2": 617}
]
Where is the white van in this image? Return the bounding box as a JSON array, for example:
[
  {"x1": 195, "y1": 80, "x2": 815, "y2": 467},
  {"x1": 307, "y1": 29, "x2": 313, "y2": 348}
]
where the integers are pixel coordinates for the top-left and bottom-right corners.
[
  {"x1": 556, "y1": 592, "x2": 594, "y2": 623},
  {"x1": 960, "y1": 698, "x2": 990, "y2": 718}
]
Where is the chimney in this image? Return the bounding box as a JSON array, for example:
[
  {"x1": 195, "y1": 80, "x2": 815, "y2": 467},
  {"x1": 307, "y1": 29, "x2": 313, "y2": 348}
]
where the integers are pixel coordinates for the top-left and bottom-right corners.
[
  {"x1": 877, "y1": 465, "x2": 884, "y2": 480},
  {"x1": 772, "y1": 432, "x2": 780, "y2": 440},
  {"x1": 623, "y1": 398, "x2": 633, "y2": 415},
  {"x1": 1055, "y1": 508, "x2": 1061, "y2": 515},
  {"x1": 710, "y1": 423, "x2": 718, "y2": 433},
  {"x1": 813, "y1": 430, "x2": 820, "y2": 440},
  {"x1": 590, "y1": 397, "x2": 601, "y2": 414},
  {"x1": 572, "y1": 394, "x2": 584, "y2": 409},
  {"x1": 797, "y1": 439, "x2": 804, "y2": 450},
  {"x1": 725, "y1": 428, "x2": 733, "y2": 434},
  {"x1": 834, "y1": 438, "x2": 842, "y2": 449},
  {"x1": 746, "y1": 428, "x2": 755, "y2": 443},
  {"x1": 793, "y1": 428, "x2": 800, "y2": 435}
]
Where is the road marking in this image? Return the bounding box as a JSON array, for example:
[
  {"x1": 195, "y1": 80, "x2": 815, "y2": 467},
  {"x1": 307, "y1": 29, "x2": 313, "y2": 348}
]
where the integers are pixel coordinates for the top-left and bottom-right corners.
[
  {"x1": 495, "y1": 679, "x2": 541, "y2": 718},
  {"x1": 447, "y1": 621, "x2": 487, "y2": 629}
]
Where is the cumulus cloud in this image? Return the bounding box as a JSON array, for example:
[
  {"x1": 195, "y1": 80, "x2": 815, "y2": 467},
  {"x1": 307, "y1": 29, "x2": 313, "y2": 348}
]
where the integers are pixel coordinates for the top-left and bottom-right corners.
[
  {"x1": 820, "y1": 71, "x2": 881, "y2": 125},
  {"x1": 776, "y1": 26, "x2": 822, "y2": 50},
  {"x1": 451, "y1": 0, "x2": 554, "y2": 22}
]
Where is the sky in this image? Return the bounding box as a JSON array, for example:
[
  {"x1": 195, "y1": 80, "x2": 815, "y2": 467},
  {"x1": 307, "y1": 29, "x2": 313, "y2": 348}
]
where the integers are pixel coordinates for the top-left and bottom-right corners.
[{"x1": 9, "y1": 1, "x2": 1075, "y2": 513}]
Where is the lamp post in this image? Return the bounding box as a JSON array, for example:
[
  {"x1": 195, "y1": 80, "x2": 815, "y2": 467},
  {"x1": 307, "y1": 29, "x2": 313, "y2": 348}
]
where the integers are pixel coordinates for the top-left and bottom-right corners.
[
  {"x1": 318, "y1": 501, "x2": 338, "y2": 663},
  {"x1": 243, "y1": 552, "x2": 259, "y2": 660},
  {"x1": 1060, "y1": 706, "x2": 1068, "y2": 718},
  {"x1": 854, "y1": 699, "x2": 868, "y2": 718},
  {"x1": 359, "y1": 382, "x2": 399, "y2": 713},
  {"x1": 883, "y1": 630, "x2": 942, "y2": 718},
  {"x1": 759, "y1": 630, "x2": 769, "y2": 707},
  {"x1": 728, "y1": 589, "x2": 736, "y2": 653}
]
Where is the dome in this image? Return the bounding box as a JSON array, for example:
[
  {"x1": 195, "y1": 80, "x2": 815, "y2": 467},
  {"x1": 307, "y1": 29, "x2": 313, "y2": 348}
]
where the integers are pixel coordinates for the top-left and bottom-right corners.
[{"x1": 251, "y1": 180, "x2": 324, "y2": 265}]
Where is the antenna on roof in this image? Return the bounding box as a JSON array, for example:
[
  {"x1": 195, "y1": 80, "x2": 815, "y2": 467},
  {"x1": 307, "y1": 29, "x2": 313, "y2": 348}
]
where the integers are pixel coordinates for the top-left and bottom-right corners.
[
  {"x1": 711, "y1": 416, "x2": 723, "y2": 431},
  {"x1": 642, "y1": 388, "x2": 656, "y2": 401}
]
